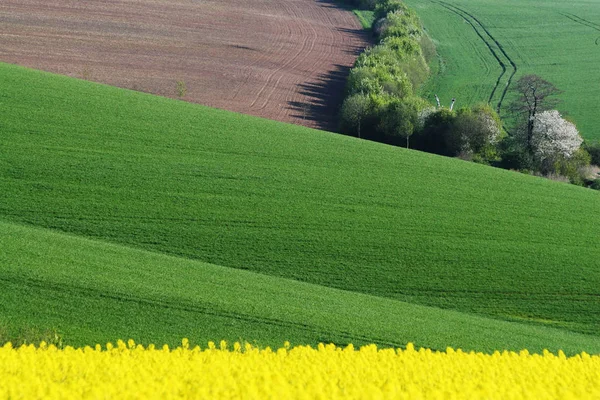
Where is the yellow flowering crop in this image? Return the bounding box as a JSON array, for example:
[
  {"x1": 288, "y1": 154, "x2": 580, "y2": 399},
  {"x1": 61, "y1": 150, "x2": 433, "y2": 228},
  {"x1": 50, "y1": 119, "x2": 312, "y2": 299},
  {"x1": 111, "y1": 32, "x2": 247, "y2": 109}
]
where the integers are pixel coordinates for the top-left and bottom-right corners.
[{"x1": 1, "y1": 339, "x2": 599, "y2": 399}]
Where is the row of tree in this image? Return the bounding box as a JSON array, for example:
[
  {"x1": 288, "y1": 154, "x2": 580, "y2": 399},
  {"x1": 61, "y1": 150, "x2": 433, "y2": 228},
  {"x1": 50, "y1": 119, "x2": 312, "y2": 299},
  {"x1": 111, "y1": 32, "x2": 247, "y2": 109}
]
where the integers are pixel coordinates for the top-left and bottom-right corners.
[
  {"x1": 338, "y1": 0, "x2": 599, "y2": 188},
  {"x1": 339, "y1": 0, "x2": 503, "y2": 163},
  {"x1": 339, "y1": 0, "x2": 434, "y2": 145}
]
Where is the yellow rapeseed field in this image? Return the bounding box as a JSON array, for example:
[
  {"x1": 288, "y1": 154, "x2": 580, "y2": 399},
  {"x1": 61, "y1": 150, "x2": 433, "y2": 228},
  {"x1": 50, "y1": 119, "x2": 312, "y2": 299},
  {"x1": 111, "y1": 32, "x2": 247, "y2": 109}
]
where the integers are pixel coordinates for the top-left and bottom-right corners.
[{"x1": 1, "y1": 339, "x2": 599, "y2": 399}]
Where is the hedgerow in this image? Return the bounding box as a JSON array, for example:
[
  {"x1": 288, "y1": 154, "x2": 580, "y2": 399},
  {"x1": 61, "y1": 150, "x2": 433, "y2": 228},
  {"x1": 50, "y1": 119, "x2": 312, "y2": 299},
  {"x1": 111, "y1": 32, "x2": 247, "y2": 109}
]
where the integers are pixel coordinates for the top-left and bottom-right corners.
[{"x1": 339, "y1": 0, "x2": 436, "y2": 150}]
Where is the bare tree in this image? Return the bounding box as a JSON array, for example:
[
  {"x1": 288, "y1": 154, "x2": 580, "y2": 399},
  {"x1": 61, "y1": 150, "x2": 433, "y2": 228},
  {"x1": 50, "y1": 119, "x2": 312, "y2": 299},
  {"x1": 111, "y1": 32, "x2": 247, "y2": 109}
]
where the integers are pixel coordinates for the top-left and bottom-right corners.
[{"x1": 509, "y1": 75, "x2": 562, "y2": 156}]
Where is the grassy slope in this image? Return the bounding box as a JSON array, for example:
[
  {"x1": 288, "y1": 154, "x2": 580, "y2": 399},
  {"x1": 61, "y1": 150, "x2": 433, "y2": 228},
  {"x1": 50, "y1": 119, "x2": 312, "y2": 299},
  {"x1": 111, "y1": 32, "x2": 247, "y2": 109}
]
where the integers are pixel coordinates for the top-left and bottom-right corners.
[
  {"x1": 1, "y1": 62, "x2": 599, "y2": 340},
  {"x1": 405, "y1": 0, "x2": 600, "y2": 141},
  {"x1": 409, "y1": 1, "x2": 496, "y2": 108},
  {"x1": 3, "y1": 220, "x2": 600, "y2": 354},
  {"x1": 353, "y1": 10, "x2": 376, "y2": 30}
]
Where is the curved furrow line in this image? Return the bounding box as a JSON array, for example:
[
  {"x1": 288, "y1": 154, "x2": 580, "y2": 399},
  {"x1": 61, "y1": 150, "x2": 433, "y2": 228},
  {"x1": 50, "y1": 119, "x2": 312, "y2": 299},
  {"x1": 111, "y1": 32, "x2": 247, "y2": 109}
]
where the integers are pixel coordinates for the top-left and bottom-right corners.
[
  {"x1": 312, "y1": 3, "x2": 338, "y2": 78},
  {"x1": 561, "y1": 12, "x2": 600, "y2": 46},
  {"x1": 249, "y1": 2, "x2": 309, "y2": 109},
  {"x1": 561, "y1": 12, "x2": 600, "y2": 31},
  {"x1": 230, "y1": 12, "x2": 288, "y2": 101},
  {"x1": 277, "y1": 4, "x2": 334, "y2": 122},
  {"x1": 254, "y1": 34, "x2": 310, "y2": 110},
  {"x1": 247, "y1": 1, "x2": 298, "y2": 108},
  {"x1": 259, "y1": 3, "x2": 318, "y2": 111},
  {"x1": 432, "y1": 1, "x2": 506, "y2": 107},
  {"x1": 441, "y1": 1, "x2": 518, "y2": 111}
]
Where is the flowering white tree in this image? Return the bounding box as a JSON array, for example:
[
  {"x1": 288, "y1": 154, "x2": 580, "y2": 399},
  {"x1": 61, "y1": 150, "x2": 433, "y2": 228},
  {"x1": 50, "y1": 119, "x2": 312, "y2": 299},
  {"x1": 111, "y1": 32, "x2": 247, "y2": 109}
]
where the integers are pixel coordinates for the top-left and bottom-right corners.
[{"x1": 531, "y1": 110, "x2": 583, "y2": 162}]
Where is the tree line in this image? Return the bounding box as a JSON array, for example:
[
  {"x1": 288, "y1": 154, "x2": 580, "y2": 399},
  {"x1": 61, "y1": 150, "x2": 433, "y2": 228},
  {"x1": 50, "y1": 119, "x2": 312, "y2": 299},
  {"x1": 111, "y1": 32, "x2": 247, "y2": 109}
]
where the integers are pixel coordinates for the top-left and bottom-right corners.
[{"x1": 338, "y1": 0, "x2": 600, "y2": 188}]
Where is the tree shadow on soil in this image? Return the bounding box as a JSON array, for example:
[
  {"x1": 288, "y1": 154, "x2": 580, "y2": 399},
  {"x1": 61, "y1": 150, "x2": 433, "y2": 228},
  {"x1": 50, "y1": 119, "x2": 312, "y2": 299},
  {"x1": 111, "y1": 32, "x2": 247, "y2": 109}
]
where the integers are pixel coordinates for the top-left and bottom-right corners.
[
  {"x1": 287, "y1": 65, "x2": 352, "y2": 132},
  {"x1": 315, "y1": 0, "x2": 355, "y2": 10},
  {"x1": 288, "y1": 1, "x2": 374, "y2": 132}
]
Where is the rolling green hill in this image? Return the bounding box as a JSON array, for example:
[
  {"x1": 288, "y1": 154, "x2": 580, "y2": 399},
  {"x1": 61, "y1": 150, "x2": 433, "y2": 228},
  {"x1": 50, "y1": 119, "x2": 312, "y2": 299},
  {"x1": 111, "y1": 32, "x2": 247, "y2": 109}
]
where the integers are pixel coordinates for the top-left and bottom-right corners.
[
  {"x1": 1, "y1": 62, "x2": 599, "y2": 350},
  {"x1": 2, "y1": 219, "x2": 600, "y2": 354},
  {"x1": 404, "y1": 0, "x2": 600, "y2": 141}
]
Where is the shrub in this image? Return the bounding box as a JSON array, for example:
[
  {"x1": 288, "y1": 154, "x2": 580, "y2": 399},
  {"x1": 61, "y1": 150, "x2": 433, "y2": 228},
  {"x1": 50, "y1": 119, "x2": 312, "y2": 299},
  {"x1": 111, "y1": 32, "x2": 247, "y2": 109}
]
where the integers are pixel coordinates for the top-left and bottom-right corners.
[
  {"x1": 176, "y1": 80, "x2": 187, "y2": 98},
  {"x1": 355, "y1": 45, "x2": 397, "y2": 67},
  {"x1": 584, "y1": 142, "x2": 600, "y2": 166},
  {"x1": 413, "y1": 108, "x2": 457, "y2": 156},
  {"x1": 543, "y1": 149, "x2": 591, "y2": 186},
  {"x1": 499, "y1": 146, "x2": 535, "y2": 171},
  {"x1": 340, "y1": 93, "x2": 374, "y2": 138},
  {"x1": 379, "y1": 37, "x2": 429, "y2": 88},
  {"x1": 347, "y1": 66, "x2": 412, "y2": 99},
  {"x1": 452, "y1": 104, "x2": 502, "y2": 163},
  {"x1": 347, "y1": 72, "x2": 385, "y2": 96},
  {"x1": 380, "y1": 36, "x2": 422, "y2": 59},
  {"x1": 374, "y1": 0, "x2": 409, "y2": 19},
  {"x1": 531, "y1": 110, "x2": 583, "y2": 163},
  {"x1": 378, "y1": 10, "x2": 422, "y2": 40}
]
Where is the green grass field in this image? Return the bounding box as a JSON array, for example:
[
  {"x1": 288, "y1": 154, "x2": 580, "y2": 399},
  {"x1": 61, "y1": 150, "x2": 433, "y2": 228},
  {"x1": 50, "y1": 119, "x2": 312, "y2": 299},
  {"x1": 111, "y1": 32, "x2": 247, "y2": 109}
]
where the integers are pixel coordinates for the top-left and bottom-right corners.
[
  {"x1": 354, "y1": 10, "x2": 376, "y2": 29},
  {"x1": 5, "y1": 220, "x2": 600, "y2": 354},
  {"x1": 404, "y1": 0, "x2": 600, "y2": 141},
  {"x1": 1, "y1": 62, "x2": 599, "y2": 351}
]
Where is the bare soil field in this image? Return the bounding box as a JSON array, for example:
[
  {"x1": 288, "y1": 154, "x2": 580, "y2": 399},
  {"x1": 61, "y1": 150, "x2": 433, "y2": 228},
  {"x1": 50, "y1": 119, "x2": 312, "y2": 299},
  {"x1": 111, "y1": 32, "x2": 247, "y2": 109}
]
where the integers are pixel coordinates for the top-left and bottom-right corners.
[{"x1": 0, "y1": 0, "x2": 370, "y2": 130}]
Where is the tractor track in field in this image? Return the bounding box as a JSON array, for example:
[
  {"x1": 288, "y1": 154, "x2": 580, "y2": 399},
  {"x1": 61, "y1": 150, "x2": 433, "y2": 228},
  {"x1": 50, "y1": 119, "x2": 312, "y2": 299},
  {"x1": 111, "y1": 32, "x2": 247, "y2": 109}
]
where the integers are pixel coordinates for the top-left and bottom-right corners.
[
  {"x1": 560, "y1": 13, "x2": 600, "y2": 45},
  {"x1": 433, "y1": 1, "x2": 517, "y2": 112},
  {"x1": 1, "y1": 274, "x2": 409, "y2": 349}
]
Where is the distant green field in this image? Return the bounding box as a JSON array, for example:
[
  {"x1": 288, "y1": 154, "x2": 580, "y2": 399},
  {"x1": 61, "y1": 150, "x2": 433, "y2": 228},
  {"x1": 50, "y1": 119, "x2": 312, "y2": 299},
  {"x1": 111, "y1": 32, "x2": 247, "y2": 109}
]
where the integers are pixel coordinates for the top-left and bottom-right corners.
[
  {"x1": 5, "y1": 220, "x2": 600, "y2": 353},
  {"x1": 1, "y1": 62, "x2": 599, "y2": 350},
  {"x1": 404, "y1": 0, "x2": 600, "y2": 141}
]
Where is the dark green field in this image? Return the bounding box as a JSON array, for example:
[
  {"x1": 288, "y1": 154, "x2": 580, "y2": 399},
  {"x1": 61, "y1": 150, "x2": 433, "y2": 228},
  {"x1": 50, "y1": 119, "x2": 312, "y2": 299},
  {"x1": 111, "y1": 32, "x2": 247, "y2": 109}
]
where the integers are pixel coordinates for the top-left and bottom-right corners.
[{"x1": 1, "y1": 62, "x2": 599, "y2": 352}]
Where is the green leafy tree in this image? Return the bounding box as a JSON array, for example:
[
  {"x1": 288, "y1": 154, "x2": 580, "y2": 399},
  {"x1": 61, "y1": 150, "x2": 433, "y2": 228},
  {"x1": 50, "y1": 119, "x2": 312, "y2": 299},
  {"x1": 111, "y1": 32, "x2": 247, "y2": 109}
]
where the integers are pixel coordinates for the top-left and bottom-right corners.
[
  {"x1": 378, "y1": 97, "x2": 427, "y2": 148},
  {"x1": 452, "y1": 104, "x2": 502, "y2": 162},
  {"x1": 413, "y1": 108, "x2": 457, "y2": 156},
  {"x1": 340, "y1": 93, "x2": 372, "y2": 139}
]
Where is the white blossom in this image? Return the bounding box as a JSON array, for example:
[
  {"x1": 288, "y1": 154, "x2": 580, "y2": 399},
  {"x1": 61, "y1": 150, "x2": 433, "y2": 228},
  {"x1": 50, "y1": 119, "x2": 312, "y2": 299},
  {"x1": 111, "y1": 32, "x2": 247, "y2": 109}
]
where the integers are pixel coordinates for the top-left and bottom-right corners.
[
  {"x1": 477, "y1": 112, "x2": 501, "y2": 144},
  {"x1": 532, "y1": 110, "x2": 583, "y2": 160}
]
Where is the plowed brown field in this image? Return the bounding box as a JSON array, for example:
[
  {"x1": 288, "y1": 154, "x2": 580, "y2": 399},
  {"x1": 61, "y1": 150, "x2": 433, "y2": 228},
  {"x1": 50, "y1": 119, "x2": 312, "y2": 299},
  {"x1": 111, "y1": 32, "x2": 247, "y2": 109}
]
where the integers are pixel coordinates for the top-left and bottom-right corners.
[{"x1": 0, "y1": 0, "x2": 371, "y2": 130}]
